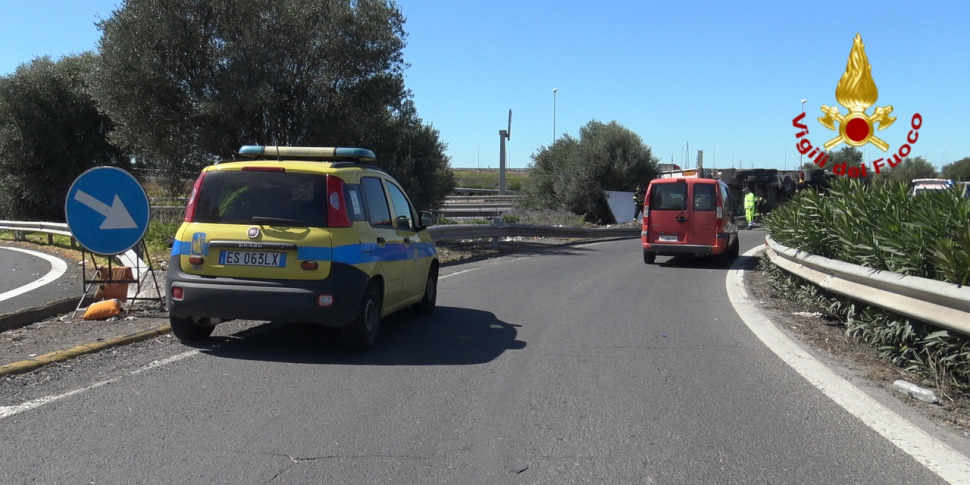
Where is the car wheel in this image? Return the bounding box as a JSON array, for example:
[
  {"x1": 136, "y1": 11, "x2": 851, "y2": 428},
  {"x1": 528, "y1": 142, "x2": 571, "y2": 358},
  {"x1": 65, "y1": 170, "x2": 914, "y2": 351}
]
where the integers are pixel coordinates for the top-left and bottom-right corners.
[
  {"x1": 170, "y1": 315, "x2": 215, "y2": 341},
  {"x1": 342, "y1": 281, "x2": 382, "y2": 351},
  {"x1": 643, "y1": 250, "x2": 656, "y2": 264},
  {"x1": 412, "y1": 264, "x2": 438, "y2": 315},
  {"x1": 730, "y1": 238, "x2": 740, "y2": 259}
]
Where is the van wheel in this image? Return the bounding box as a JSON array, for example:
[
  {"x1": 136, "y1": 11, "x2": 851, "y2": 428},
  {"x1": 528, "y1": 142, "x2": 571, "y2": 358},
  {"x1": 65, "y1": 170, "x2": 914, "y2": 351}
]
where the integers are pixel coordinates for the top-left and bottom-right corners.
[
  {"x1": 412, "y1": 264, "x2": 438, "y2": 315},
  {"x1": 342, "y1": 282, "x2": 382, "y2": 351},
  {"x1": 643, "y1": 250, "x2": 656, "y2": 264},
  {"x1": 170, "y1": 315, "x2": 215, "y2": 341},
  {"x1": 718, "y1": 239, "x2": 740, "y2": 266}
]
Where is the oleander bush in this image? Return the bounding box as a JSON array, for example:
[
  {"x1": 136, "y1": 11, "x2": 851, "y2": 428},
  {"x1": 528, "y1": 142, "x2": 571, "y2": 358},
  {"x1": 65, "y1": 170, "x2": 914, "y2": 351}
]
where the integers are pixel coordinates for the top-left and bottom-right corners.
[
  {"x1": 762, "y1": 177, "x2": 970, "y2": 396},
  {"x1": 766, "y1": 177, "x2": 970, "y2": 285}
]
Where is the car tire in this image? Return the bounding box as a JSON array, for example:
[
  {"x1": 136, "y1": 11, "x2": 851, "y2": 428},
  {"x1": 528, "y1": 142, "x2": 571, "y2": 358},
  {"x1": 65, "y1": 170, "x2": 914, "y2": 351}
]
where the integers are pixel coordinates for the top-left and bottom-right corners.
[
  {"x1": 643, "y1": 250, "x2": 656, "y2": 264},
  {"x1": 170, "y1": 315, "x2": 215, "y2": 341},
  {"x1": 412, "y1": 264, "x2": 438, "y2": 315},
  {"x1": 342, "y1": 281, "x2": 382, "y2": 351}
]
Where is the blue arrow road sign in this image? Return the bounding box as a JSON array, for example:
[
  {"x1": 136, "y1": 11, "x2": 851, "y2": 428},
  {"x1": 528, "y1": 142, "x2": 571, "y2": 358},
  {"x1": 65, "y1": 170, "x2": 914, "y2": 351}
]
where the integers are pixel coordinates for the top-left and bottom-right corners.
[{"x1": 65, "y1": 167, "x2": 151, "y2": 256}]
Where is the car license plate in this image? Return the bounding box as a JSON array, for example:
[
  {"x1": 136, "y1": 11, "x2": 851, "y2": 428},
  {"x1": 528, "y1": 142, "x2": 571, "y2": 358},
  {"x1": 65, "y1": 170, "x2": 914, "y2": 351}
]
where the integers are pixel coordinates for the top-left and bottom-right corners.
[
  {"x1": 219, "y1": 250, "x2": 285, "y2": 267},
  {"x1": 659, "y1": 235, "x2": 678, "y2": 242}
]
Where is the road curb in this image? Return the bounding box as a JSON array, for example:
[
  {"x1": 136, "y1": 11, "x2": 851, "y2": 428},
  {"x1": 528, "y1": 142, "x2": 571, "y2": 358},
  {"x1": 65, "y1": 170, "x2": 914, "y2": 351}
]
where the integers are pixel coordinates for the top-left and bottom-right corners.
[
  {"x1": 0, "y1": 324, "x2": 172, "y2": 377},
  {"x1": 0, "y1": 297, "x2": 90, "y2": 333}
]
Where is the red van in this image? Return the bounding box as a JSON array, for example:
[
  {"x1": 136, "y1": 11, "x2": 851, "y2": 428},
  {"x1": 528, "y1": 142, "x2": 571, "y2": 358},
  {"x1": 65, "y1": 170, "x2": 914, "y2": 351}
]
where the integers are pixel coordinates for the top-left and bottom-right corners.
[{"x1": 640, "y1": 177, "x2": 739, "y2": 264}]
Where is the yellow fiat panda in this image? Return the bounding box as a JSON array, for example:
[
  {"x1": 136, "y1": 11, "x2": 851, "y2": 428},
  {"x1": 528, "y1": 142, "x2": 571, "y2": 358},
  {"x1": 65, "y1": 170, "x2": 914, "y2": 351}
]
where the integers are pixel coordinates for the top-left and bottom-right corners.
[{"x1": 166, "y1": 146, "x2": 438, "y2": 350}]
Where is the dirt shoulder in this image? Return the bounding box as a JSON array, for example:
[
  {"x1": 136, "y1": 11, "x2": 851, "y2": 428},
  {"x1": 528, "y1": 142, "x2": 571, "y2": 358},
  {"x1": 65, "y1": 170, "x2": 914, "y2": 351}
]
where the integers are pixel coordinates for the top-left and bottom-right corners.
[{"x1": 744, "y1": 259, "x2": 970, "y2": 433}]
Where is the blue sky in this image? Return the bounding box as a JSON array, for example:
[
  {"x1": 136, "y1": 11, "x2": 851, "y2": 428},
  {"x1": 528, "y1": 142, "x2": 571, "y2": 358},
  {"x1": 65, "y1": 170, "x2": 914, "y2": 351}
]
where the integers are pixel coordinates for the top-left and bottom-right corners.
[{"x1": 2, "y1": 1, "x2": 968, "y2": 171}]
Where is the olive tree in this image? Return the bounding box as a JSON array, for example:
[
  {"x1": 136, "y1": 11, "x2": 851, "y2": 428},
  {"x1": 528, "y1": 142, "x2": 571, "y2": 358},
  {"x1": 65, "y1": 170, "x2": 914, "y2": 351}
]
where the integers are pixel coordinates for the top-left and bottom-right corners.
[
  {"x1": 0, "y1": 55, "x2": 128, "y2": 220},
  {"x1": 91, "y1": 0, "x2": 451, "y2": 208},
  {"x1": 521, "y1": 120, "x2": 658, "y2": 223},
  {"x1": 873, "y1": 156, "x2": 937, "y2": 184},
  {"x1": 943, "y1": 157, "x2": 970, "y2": 181}
]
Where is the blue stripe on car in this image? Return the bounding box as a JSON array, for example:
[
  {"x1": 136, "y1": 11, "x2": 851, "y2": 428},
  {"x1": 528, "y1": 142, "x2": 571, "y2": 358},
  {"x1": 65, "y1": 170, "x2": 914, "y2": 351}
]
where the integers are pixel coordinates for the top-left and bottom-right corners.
[{"x1": 172, "y1": 240, "x2": 435, "y2": 265}]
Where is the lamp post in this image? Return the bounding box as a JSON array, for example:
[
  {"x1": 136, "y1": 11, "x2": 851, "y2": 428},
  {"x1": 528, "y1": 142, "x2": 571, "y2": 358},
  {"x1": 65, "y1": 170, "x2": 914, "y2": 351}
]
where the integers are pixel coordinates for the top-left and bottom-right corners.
[
  {"x1": 553, "y1": 88, "x2": 558, "y2": 143},
  {"x1": 800, "y1": 99, "x2": 807, "y2": 167}
]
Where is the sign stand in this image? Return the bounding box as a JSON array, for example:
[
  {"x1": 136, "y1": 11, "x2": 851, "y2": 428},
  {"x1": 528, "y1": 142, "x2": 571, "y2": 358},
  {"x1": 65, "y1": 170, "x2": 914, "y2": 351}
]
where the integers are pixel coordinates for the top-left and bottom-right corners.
[
  {"x1": 65, "y1": 166, "x2": 162, "y2": 318},
  {"x1": 72, "y1": 240, "x2": 165, "y2": 317}
]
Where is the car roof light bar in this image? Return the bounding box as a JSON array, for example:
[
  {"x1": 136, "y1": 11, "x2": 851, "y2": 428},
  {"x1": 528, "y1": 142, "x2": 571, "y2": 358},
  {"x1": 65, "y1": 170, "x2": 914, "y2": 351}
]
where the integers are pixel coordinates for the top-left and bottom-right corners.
[{"x1": 238, "y1": 145, "x2": 376, "y2": 163}]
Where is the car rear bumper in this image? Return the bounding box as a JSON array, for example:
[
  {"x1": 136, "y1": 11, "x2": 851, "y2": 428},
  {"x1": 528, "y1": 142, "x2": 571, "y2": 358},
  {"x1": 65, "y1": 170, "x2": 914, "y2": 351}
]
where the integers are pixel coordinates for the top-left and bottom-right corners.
[{"x1": 166, "y1": 258, "x2": 370, "y2": 327}]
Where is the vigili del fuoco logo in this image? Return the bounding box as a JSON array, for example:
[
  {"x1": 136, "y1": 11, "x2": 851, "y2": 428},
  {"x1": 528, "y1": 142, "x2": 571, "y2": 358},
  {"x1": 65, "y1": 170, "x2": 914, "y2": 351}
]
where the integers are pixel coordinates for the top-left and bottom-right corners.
[{"x1": 793, "y1": 34, "x2": 922, "y2": 177}]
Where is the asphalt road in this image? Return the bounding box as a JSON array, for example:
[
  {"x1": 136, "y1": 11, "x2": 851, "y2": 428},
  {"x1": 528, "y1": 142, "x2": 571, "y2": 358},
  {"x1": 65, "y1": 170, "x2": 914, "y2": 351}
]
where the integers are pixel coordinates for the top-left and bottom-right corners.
[
  {"x1": 0, "y1": 233, "x2": 960, "y2": 483},
  {"x1": 0, "y1": 245, "x2": 81, "y2": 322}
]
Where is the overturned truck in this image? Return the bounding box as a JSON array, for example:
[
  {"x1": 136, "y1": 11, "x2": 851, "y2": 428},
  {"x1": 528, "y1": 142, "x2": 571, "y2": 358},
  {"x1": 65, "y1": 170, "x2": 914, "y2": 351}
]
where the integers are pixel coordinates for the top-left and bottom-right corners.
[{"x1": 714, "y1": 168, "x2": 832, "y2": 215}]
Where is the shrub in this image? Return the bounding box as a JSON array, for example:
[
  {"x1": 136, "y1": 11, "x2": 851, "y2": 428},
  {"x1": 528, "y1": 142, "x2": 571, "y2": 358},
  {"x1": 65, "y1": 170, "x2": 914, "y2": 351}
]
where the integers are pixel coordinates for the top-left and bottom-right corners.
[{"x1": 765, "y1": 178, "x2": 970, "y2": 285}]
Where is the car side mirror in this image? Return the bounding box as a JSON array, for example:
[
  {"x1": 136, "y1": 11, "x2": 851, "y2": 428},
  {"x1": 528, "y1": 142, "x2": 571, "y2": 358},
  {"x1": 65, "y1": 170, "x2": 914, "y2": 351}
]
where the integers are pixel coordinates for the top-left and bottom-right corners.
[{"x1": 419, "y1": 211, "x2": 435, "y2": 228}]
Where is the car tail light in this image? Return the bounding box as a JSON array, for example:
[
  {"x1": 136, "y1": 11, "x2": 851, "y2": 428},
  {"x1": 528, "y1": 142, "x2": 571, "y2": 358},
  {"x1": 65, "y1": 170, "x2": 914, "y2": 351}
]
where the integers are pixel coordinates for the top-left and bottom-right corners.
[
  {"x1": 171, "y1": 286, "x2": 184, "y2": 301},
  {"x1": 183, "y1": 173, "x2": 206, "y2": 222},
  {"x1": 301, "y1": 261, "x2": 318, "y2": 270},
  {"x1": 327, "y1": 175, "x2": 351, "y2": 228}
]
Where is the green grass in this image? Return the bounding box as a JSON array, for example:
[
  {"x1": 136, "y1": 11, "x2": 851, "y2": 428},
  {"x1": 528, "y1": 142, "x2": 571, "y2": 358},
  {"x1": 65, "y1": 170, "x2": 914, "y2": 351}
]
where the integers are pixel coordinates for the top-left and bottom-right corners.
[{"x1": 452, "y1": 169, "x2": 529, "y2": 192}]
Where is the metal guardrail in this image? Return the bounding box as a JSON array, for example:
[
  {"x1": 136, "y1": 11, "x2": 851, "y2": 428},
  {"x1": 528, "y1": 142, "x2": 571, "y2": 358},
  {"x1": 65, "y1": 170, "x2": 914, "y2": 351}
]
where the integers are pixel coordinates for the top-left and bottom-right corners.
[
  {"x1": 428, "y1": 223, "x2": 639, "y2": 241},
  {"x1": 150, "y1": 195, "x2": 520, "y2": 221},
  {"x1": 2, "y1": 220, "x2": 639, "y2": 245},
  {"x1": 0, "y1": 220, "x2": 73, "y2": 244},
  {"x1": 436, "y1": 195, "x2": 517, "y2": 219},
  {"x1": 764, "y1": 236, "x2": 970, "y2": 337}
]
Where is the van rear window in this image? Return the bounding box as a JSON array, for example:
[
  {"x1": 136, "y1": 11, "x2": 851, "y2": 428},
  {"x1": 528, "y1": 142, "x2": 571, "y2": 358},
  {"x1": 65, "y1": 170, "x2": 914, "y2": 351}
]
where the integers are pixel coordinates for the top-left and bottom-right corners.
[
  {"x1": 650, "y1": 183, "x2": 687, "y2": 211},
  {"x1": 693, "y1": 184, "x2": 716, "y2": 211},
  {"x1": 192, "y1": 171, "x2": 329, "y2": 226}
]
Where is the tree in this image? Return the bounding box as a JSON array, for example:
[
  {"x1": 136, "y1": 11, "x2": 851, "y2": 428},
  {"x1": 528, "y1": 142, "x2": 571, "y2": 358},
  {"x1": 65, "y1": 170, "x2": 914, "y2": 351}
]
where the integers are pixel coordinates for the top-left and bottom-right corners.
[
  {"x1": 821, "y1": 146, "x2": 863, "y2": 172},
  {"x1": 0, "y1": 55, "x2": 128, "y2": 221},
  {"x1": 91, "y1": 0, "x2": 451, "y2": 209},
  {"x1": 873, "y1": 156, "x2": 937, "y2": 184},
  {"x1": 942, "y1": 157, "x2": 970, "y2": 181},
  {"x1": 521, "y1": 120, "x2": 658, "y2": 223}
]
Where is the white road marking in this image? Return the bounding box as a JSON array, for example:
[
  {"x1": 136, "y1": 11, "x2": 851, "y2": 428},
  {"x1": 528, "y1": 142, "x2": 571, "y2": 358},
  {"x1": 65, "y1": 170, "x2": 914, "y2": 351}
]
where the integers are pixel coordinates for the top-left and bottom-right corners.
[
  {"x1": 728, "y1": 246, "x2": 970, "y2": 484},
  {"x1": 0, "y1": 246, "x2": 68, "y2": 302},
  {"x1": 0, "y1": 350, "x2": 198, "y2": 420}
]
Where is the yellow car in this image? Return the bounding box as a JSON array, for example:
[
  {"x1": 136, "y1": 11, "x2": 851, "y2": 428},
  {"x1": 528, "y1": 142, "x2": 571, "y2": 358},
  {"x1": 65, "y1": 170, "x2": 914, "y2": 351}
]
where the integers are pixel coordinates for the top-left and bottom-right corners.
[{"x1": 166, "y1": 146, "x2": 439, "y2": 350}]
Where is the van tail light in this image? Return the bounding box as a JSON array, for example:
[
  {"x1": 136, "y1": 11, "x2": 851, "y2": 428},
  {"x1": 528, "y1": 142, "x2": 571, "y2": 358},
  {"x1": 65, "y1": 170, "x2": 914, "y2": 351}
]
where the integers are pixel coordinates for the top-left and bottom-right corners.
[
  {"x1": 183, "y1": 173, "x2": 207, "y2": 222},
  {"x1": 641, "y1": 203, "x2": 649, "y2": 238},
  {"x1": 327, "y1": 175, "x2": 352, "y2": 228},
  {"x1": 715, "y1": 191, "x2": 724, "y2": 225}
]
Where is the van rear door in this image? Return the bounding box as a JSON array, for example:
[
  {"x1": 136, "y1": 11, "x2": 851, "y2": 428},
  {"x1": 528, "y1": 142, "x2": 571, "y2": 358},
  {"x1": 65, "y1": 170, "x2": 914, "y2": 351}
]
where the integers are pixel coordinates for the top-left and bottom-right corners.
[
  {"x1": 646, "y1": 180, "x2": 688, "y2": 244},
  {"x1": 685, "y1": 181, "x2": 718, "y2": 248}
]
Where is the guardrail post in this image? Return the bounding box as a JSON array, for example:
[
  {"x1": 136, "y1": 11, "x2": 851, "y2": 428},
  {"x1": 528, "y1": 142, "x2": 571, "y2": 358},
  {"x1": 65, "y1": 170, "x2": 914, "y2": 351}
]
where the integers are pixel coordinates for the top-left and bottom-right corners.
[
  {"x1": 491, "y1": 236, "x2": 499, "y2": 250},
  {"x1": 13, "y1": 230, "x2": 26, "y2": 242}
]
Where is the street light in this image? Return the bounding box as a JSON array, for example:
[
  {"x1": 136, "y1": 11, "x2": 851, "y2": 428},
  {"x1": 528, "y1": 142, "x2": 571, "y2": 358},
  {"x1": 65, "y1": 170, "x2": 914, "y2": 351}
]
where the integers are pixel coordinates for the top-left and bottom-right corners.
[
  {"x1": 800, "y1": 99, "x2": 807, "y2": 167},
  {"x1": 553, "y1": 88, "x2": 558, "y2": 143}
]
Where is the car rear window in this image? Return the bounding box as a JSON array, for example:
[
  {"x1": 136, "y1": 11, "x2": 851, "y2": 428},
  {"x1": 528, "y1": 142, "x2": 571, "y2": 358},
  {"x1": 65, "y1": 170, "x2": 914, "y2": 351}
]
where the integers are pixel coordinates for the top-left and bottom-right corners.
[
  {"x1": 192, "y1": 170, "x2": 329, "y2": 226},
  {"x1": 650, "y1": 183, "x2": 687, "y2": 211}
]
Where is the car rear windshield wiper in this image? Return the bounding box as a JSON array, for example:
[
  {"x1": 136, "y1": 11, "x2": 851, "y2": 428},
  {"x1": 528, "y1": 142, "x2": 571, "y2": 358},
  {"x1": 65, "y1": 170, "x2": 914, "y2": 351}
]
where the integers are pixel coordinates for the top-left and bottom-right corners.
[{"x1": 251, "y1": 216, "x2": 305, "y2": 227}]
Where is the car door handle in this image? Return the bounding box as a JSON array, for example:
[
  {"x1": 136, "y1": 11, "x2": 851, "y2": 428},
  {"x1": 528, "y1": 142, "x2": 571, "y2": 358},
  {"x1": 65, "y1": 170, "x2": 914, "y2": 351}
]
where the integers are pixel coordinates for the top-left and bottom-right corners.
[
  {"x1": 404, "y1": 237, "x2": 411, "y2": 245},
  {"x1": 676, "y1": 215, "x2": 688, "y2": 222},
  {"x1": 376, "y1": 237, "x2": 386, "y2": 245}
]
